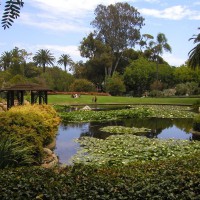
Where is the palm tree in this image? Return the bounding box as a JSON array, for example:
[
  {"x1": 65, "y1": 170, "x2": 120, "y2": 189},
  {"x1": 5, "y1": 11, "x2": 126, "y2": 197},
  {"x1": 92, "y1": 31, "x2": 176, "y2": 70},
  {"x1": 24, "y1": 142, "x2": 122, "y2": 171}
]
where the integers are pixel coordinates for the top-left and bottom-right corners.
[
  {"x1": 188, "y1": 28, "x2": 200, "y2": 69},
  {"x1": 0, "y1": 51, "x2": 12, "y2": 71},
  {"x1": 57, "y1": 54, "x2": 73, "y2": 72},
  {"x1": 33, "y1": 49, "x2": 55, "y2": 73},
  {"x1": 148, "y1": 33, "x2": 172, "y2": 89}
]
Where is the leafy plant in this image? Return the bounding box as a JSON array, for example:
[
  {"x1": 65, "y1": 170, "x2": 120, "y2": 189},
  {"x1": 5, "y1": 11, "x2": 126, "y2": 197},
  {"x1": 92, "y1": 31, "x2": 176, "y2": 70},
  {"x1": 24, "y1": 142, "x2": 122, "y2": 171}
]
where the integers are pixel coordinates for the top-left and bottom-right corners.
[
  {"x1": 100, "y1": 126, "x2": 151, "y2": 135},
  {"x1": 1, "y1": 0, "x2": 24, "y2": 29},
  {"x1": 192, "y1": 99, "x2": 200, "y2": 112},
  {"x1": 73, "y1": 135, "x2": 200, "y2": 166},
  {"x1": 1, "y1": 154, "x2": 200, "y2": 199},
  {"x1": 0, "y1": 136, "x2": 35, "y2": 169},
  {"x1": 0, "y1": 104, "x2": 60, "y2": 164}
]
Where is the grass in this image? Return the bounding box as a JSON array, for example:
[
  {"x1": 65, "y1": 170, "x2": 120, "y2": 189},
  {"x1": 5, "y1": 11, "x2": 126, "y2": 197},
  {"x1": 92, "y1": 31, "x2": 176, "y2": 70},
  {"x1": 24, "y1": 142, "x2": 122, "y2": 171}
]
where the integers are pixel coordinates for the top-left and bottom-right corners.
[{"x1": 48, "y1": 94, "x2": 200, "y2": 105}]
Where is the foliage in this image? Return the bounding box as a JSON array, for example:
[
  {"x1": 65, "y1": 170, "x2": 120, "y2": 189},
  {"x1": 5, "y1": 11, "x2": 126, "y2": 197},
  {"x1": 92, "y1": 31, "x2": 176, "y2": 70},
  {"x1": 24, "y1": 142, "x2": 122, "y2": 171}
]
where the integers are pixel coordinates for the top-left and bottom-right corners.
[
  {"x1": 100, "y1": 126, "x2": 151, "y2": 135},
  {"x1": 57, "y1": 54, "x2": 73, "y2": 72},
  {"x1": 173, "y1": 65, "x2": 200, "y2": 84},
  {"x1": 175, "y1": 82, "x2": 200, "y2": 96},
  {"x1": 60, "y1": 105, "x2": 196, "y2": 124},
  {"x1": 40, "y1": 67, "x2": 74, "y2": 91},
  {"x1": 124, "y1": 57, "x2": 155, "y2": 96},
  {"x1": 69, "y1": 79, "x2": 96, "y2": 92},
  {"x1": 188, "y1": 27, "x2": 200, "y2": 69},
  {"x1": 1, "y1": 0, "x2": 24, "y2": 29},
  {"x1": 193, "y1": 114, "x2": 200, "y2": 131},
  {"x1": 139, "y1": 105, "x2": 196, "y2": 118},
  {"x1": 91, "y1": 2, "x2": 144, "y2": 76},
  {"x1": 33, "y1": 49, "x2": 55, "y2": 73},
  {"x1": 0, "y1": 104, "x2": 60, "y2": 165},
  {"x1": 61, "y1": 107, "x2": 152, "y2": 123},
  {"x1": 0, "y1": 136, "x2": 35, "y2": 169},
  {"x1": 1, "y1": 154, "x2": 200, "y2": 199},
  {"x1": 150, "y1": 80, "x2": 164, "y2": 92},
  {"x1": 148, "y1": 90, "x2": 163, "y2": 97},
  {"x1": 162, "y1": 88, "x2": 176, "y2": 97},
  {"x1": 192, "y1": 99, "x2": 200, "y2": 112},
  {"x1": 73, "y1": 134, "x2": 200, "y2": 166},
  {"x1": 79, "y1": 33, "x2": 113, "y2": 80},
  {"x1": 105, "y1": 72, "x2": 126, "y2": 96}
]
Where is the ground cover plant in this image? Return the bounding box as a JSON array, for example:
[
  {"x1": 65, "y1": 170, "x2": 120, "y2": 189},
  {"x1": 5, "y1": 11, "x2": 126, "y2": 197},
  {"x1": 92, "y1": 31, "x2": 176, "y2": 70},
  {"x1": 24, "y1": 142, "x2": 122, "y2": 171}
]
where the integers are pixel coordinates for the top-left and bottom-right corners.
[
  {"x1": 0, "y1": 153, "x2": 200, "y2": 199},
  {"x1": 59, "y1": 105, "x2": 197, "y2": 123},
  {"x1": 72, "y1": 134, "x2": 200, "y2": 166},
  {"x1": 100, "y1": 126, "x2": 151, "y2": 135}
]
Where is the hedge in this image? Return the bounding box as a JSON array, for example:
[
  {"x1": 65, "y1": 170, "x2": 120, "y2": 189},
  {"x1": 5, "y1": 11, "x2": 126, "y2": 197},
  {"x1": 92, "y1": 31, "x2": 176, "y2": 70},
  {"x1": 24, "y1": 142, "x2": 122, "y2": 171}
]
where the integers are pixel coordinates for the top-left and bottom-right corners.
[{"x1": 0, "y1": 153, "x2": 200, "y2": 199}]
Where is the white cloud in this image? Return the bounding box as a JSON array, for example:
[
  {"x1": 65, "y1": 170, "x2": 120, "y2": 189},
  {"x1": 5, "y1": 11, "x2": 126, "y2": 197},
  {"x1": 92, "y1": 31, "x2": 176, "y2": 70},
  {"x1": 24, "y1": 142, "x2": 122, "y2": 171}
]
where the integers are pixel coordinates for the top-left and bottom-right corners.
[
  {"x1": 28, "y1": 0, "x2": 131, "y2": 17},
  {"x1": 20, "y1": 13, "x2": 92, "y2": 33},
  {"x1": 140, "y1": 5, "x2": 200, "y2": 20},
  {"x1": 163, "y1": 53, "x2": 186, "y2": 66}
]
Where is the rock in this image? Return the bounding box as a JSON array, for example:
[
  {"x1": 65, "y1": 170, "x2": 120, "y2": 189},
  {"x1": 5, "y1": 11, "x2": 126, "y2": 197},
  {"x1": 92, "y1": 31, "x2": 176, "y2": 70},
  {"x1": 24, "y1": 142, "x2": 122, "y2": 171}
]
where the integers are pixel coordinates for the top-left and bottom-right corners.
[
  {"x1": 41, "y1": 148, "x2": 58, "y2": 168},
  {"x1": 81, "y1": 105, "x2": 92, "y2": 110}
]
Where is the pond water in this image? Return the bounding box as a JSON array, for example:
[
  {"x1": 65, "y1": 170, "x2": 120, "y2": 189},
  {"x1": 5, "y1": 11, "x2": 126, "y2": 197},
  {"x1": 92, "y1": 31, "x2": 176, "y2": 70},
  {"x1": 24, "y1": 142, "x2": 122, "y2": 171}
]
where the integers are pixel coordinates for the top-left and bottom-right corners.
[{"x1": 54, "y1": 117, "x2": 200, "y2": 165}]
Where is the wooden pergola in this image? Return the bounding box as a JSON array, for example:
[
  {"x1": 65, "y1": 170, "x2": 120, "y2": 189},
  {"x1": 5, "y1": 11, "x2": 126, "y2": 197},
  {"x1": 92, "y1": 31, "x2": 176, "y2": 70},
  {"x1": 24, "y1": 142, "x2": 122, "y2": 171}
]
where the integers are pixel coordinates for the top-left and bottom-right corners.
[{"x1": 0, "y1": 83, "x2": 52, "y2": 109}]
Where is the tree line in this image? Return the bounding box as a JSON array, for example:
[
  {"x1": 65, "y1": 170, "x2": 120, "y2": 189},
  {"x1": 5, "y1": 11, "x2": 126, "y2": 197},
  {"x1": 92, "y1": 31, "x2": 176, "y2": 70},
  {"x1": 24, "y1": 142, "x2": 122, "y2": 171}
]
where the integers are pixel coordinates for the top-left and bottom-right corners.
[{"x1": 0, "y1": 2, "x2": 200, "y2": 96}]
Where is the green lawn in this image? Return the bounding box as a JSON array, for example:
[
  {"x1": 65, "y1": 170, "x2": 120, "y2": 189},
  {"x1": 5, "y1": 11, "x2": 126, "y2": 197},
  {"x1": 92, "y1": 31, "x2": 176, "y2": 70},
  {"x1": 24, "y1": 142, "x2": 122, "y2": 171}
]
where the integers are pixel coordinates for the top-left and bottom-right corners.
[{"x1": 48, "y1": 94, "x2": 200, "y2": 105}]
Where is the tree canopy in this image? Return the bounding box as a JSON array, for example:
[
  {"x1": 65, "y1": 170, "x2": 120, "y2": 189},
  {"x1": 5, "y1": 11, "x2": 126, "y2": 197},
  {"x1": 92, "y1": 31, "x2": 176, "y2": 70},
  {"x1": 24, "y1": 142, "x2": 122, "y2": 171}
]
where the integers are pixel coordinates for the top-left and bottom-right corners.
[
  {"x1": 91, "y1": 2, "x2": 145, "y2": 76},
  {"x1": 188, "y1": 28, "x2": 200, "y2": 69}
]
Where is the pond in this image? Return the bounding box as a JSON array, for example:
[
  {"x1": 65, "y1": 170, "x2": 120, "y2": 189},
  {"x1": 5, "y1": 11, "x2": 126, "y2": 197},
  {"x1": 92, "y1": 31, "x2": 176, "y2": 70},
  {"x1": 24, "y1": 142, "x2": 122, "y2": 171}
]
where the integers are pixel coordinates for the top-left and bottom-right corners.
[{"x1": 54, "y1": 117, "x2": 200, "y2": 165}]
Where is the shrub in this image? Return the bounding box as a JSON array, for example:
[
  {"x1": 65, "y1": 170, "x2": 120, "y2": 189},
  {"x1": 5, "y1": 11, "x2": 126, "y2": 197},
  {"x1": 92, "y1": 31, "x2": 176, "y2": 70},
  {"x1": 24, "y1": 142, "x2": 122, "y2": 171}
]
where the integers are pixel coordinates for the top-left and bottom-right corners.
[
  {"x1": 69, "y1": 79, "x2": 96, "y2": 92},
  {"x1": 0, "y1": 104, "x2": 60, "y2": 165},
  {"x1": 105, "y1": 73, "x2": 126, "y2": 96},
  {"x1": 0, "y1": 153, "x2": 200, "y2": 199},
  {"x1": 149, "y1": 90, "x2": 163, "y2": 97},
  {"x1": 192, "y1": 99, "x2": 200, "y2": 112},
  {"x1": 0, "y1": 136, "x2": 35, "y2": 169}
]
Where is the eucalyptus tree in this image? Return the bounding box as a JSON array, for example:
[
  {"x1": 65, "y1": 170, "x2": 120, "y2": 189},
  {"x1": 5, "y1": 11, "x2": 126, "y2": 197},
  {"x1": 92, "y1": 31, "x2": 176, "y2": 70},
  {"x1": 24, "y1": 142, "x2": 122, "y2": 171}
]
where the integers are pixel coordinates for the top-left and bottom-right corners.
[
  {"x1": 91, "y1": 2, "x2": 144, "y2": 76},
  {"x1": 57, "y1": 54, "x2": 73, "y2": 72},
  {"x1": 1, "y1": 0, "x2": 24, "y2": 29},
  {"x1": 146, "y1": 33, "x2": 172, "y2": 89},
  {"x1": 188, "y1": 28, "x2": 200, "y2": 69},
  {"x1": 79, "y1": 32, "x2": 113, "y2": 78},
  {"x1": 33, "y1": 49, "x2": 55, "y2": 73},
  {"x1": 0, "y1": 51, "x2": 12, "y2": 70}
]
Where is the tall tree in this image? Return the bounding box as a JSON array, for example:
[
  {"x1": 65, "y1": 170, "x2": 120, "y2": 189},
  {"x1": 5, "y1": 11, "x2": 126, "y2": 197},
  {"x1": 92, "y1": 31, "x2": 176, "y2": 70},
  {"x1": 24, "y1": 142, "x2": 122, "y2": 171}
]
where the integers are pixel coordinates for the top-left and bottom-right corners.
[
  {"x1": 57, "y1": 54, "x2": 73, "y2": 72},
  {"x1": 79, "y1": 32, "x2": 113, "y2": 77},
  {"x1": 188, "y1": 28, "x2": 200, "y2": 69},
  {"x1": 146, "y1": 33, "x2": 172, "y2": 89},
  {"x1": 33, "y1": 49, "x2": 55, "y2": 73},
  {"x1": 91, "y1": 2, "x2": 144, "y2": 76},
  {"x1": 0, "y1": 51, "x2": 12, "y2": 71},
  {"x1": 1, "y1": 0, "x2": 24, "y2": 29}
]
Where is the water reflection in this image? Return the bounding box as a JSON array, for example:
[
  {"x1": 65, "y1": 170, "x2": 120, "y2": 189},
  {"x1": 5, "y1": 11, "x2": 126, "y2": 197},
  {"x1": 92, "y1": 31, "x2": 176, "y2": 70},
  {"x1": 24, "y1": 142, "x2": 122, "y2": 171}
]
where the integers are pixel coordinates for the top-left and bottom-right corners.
[{"x1": 55, "y1": 117, "x2": 200, "y2": 164}]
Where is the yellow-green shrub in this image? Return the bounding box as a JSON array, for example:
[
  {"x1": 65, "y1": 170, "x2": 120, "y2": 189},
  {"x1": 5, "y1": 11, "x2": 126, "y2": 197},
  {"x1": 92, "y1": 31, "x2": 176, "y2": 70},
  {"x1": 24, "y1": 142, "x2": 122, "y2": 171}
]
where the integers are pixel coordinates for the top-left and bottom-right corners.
[{"x1": 0, "y1": 104, "x2": 60, "y2": 164}]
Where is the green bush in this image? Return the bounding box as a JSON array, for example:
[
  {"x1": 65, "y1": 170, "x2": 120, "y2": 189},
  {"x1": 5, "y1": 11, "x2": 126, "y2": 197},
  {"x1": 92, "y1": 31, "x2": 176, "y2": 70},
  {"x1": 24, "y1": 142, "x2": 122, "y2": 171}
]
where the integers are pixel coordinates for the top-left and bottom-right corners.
[
  {"x1": 0, "y1": 104, "x2": 60, "y2": 166},
  {"x1": 69, "y1": 79, "x2": 96, "y2": 92},
  {"x1": 0, "y1": 136, "x2": 35, "y2": 169},
  {"x1": 105, "y1": 73, "x2": 126, "y2": 96},
  {"x1": 0, "y1": 153, "x2": 200, "y2": 199},
  {"x1": 192, "y1": 99, "x2": 200, "y2": 112},
  {"x1": 149, "y1": 90, "x2": 163, "y2": 97}
]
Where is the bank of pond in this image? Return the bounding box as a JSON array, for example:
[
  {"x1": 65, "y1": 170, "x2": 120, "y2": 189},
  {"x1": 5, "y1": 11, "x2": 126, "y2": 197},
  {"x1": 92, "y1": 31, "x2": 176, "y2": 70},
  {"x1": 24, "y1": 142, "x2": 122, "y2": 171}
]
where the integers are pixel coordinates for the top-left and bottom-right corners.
[{"x1": 1, "y1": 104, "x2": 200, "y2": 199}]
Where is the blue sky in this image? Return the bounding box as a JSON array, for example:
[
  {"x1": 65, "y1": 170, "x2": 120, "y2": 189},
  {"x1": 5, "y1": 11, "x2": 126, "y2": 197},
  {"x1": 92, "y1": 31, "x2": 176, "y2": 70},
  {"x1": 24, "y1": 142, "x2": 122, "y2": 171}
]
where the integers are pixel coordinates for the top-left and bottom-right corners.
[{"x1": 0, "y1": 0, "x2": 199, "y2": 70}]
